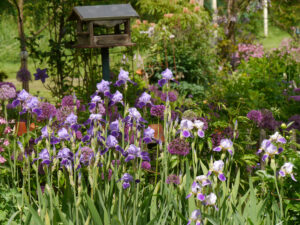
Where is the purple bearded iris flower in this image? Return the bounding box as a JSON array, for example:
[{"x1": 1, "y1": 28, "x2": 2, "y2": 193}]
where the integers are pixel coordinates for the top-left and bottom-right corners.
[
  {"x1": 109, "y1": 91, "x2": 123, "y2": 106},
  {"x1": 126, "y1": 107, "x2": 147, "y2": 124},
  {"x1": 158, "y1": 68, "x2": 177, "y2": 87},
  {"x1": 65, "y1": 112, "x2": 77, "y2": 125},
  {"x1": 120, "y1": 173, "x2": 134, "y2": 189},
  {"x1": 32, "y1": 149, "x2": 51, "y2": 165},
  {"x1": 137, "y1": 92, "x2": 152, "y2": 108},
  {"x1": 180, "y1": 119, "x2": 194, "y2": 138},
  {"x1": 96, "y1": 80, "x2": 111, "y2": 96},
  {"x1": 279, "y1": 162, "x2": 297, "y2": 181},
  {"x1": 205, "y1": 193, "x2": 218, "y2": 210},
  {"x1": 269, "y1": 132, "x2": 287, "y2": 144},
  {"x1": 195, "y1": 175, "x2": 211, "y2": 187},
  {"x1": 109, "y1": 120, "x2": 120, "y2": 137},
  {"x1": 58, "y1": 128, "x2": 69, "y2": 140},
  {"x1": 34, "y1": 68, "x2": 48, "y2": 83},
  {"x1": 89, "y1": 95, "x2": 103, "y2": 111},
  {"x1": 115, "y1": 69, "x2": 135, "y2": 87},
  {"x1": 89, "y1": 113, "x2": 102, "y2": 121},
  {"x1": 143, "y1": 127, "x2": 155, "y2": 144},
  {"x1": 125, "y1": 144, "x2": 150, "y2": 162},
  {"x1": 57, "y1": 147, "x2": 74, "y2": 168},
  {"x1": 213, "y1": 139, "x2": 234, "y2": 155},
  {"x1": 102, "y1": 135, "x2": 125, "y2": 155},
  {"x1": 187, "y1": 210, "x2": 202, "y2": 225},
  {"x1": 257, "y1": 139, "x2": 283, "y2": 161},
  {"x1": 186, "y1": 181, "x2": 205, "y2": 201},
  {"x1": 193, "y1": 120, "x2": 205, "y2": 138},
  {"x1": 207, "y1": 160, "x2": 226, "y2": 181}
]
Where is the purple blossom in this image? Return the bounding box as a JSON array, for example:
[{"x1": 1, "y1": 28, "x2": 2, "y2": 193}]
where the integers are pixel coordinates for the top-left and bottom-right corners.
[
  {"x1": 208, "y1": 160, "x2": 226, "y2": 182},
  {"x1": 141, "y1": 161, "x2": 151, "y2": 170},
  {"x1": 213, "y1": 139, "x2": 234, "y2": 155},
  {"x1": 187, "y1": 210, "x2": 202, "y2": 225},
  {"x1": 56, "y1": 106, "x2": 74, "y2": 123},
  {"x1": 61, "y1": 95, "x2": 75, "y2": 107},
  {"x1": 57, "y1": 147, "x2": 74, "y2": 168},
  {"x1": 279, "y1": 162, "x2": 297, "y2": 182},
  {"x1": 110, "y1": 91, "x2": 123, "y2": 105},
  {"x1": 120, "y1": 173, "x2": 133, "y2": 189},
  {"x1": 89, "y1": 114, "x2": 102, "y2": 121},
  {"x1": 137, "y1": 92, "x2": 152, "y2": 108},
  {"x1": 32, "y1": 149, "x2": 51, "y2": 165},
  {"x1": 65, "y1": 113, "x2": 77, "y2": 125},
  {"x1": 125, "y1": 144, "x2": 150, "y2": 162},
  {"x1": 288, "y1": 115, "x2": 300, "y2": 130},
  {"x1": 97, "y1": 80, "x2": 111, "y2": 96},
  {"x1": 166, "y1": 174, "x2": 180, "y2": 185},
  {"x1": 180, "y1": 119, "x2": 194, "y2": 138},
  {"x1": 109, "y1": 119, "x2": 120, "y2": 137},
  {"x1": 143, "y1": 127, "x2": 155, "y2": 144},
  {"x1": 17, "y1": 68, "x2": 31, "y2": 82},
  {"x1": 18, "y1": 89, "x2": 30, "y2": 101},
  {"x1": 247, "y1": 110, "x2": 263, "y2": 124},
  {"x1": 0, "y1": 83, "x2": 16, "y2": 100},
  {"x1": 34, "y1": 68, "x2": 48, "y2": 83},
  {"x1": 259, "y1": 110, "x2": 279, "y2": 130},
  {"x1": 158, "y1": 68, "x2": 176, "y2": 87},
  {"x1": 58, "y1": 128, "x2": 69, "y2": 140},
  {"x1": 115, "y1": 69, "x2": 135, "y2": 87},
  {"x1": 150, "y1": 105, "x2": 165, "y2": 118},
  {"x1": 186, "y1": 181, "x2": 205, "y2": 201},
  {"x1": 38, "y1": 102, "x2": 56, "y2": 120},
  {"x1": 79, "y1": 147, "x2": 94, "y2": 165},
  {"x1": 160, "y1": 91, "x2": 178, "y2": 102},
  {"x1": 168, "y1": 138, "x2": 190, "y2": 156}
]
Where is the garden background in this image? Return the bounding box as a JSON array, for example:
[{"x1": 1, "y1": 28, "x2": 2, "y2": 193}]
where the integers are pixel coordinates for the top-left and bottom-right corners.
[{"x1": 0, "y1": 0, "x2": 299, "y2": 224}]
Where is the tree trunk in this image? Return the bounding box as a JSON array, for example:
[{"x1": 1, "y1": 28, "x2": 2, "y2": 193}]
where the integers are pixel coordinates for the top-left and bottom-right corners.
[
  {"x1": 263, "y1": 0, "x2": 268, "y2": 37},
  {"x1": 14, "y1": 0, "x2": 29, "y2": 91}
]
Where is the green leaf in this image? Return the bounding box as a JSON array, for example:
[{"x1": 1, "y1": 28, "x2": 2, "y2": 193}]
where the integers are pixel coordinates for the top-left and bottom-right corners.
[
  {"x1": 86, "y1": 194, "x2": 104, "y2": 225},
  {"x1": 27, "y1": 205, "x2": 44, "y2": 225}
]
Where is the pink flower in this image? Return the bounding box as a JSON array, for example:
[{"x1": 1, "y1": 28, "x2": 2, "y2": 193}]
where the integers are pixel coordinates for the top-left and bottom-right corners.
[
  {"x1": 3, "y1": 139, "x2": 10, "y2": 146},
  {"x1": 0, "y1": 155, "x2": 6, "y2": 163},
  {"x1": 4, "y1": 126, "x2": 12, "y2": 134}
]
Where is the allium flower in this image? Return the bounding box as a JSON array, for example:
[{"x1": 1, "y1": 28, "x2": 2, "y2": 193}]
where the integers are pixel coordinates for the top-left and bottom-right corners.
[
  {"x1": 187, "y1": 210, "x2": 202, "y2": 225},
  {"x1": 34, "y1": 68, "x2": 48, "y2": 83},
  {"x1": 110, "y1": 90, "x2": 123, "y2": 105},
  {"x1": 213, "y1": 139, "x2": 234, "y2": 155},
  {"x1": 120, "y1": 173, "x2": 134, "y2": 189},
  {"x1": 279, "y1": 162, "x2": 297, "y2": 181},
  {"x1": 0, "y1": 83, "x2": 16, "y2": 100},
  {"x1": 143, "y1": 127, "x2": 155, "y2": 144},
  {"x1": 288, "y1": 115, "x2": 300, "y2": 131},
  {"x1": 32, "y1": 149, "x2": 51, "y2": 165},
  {"x1": 158, "y1": 68, "x2": 176, "y2": 87},
  {"x1": 38, "y1": 102, "x2": 56, "y2": 120},
  {"x1": 208, "y1": 160, "x2": 226, "y2": 181},
  {"x1": 259, "y1": 110, "x2": 279, "y2": 130},
  {"x1": 186, "y1": 181, "x2": 205, "y2": 201},
  {"x1": 62, "y1": 95, "x2": 75, "y2": 107},
  {"x1": 79, "y1": 147, "x2": 94, "y2": 165},
  {"x1": 160, "y1": 90, "x2": 178, "y2": 102},
  {"x1": 125, "y1": 144, "x2": 150, "y2": 162},
  {"x1": 137, "y1": 92, "x2": 152, "y2": 108},
  {"x1": 115, "y1": 69, "x2": 135, "y2": 86},
  {"x1": 166, "y1": 174, "x2": 180, "y2": 185},
  {"x1": 65, "y1": 113, "x2": 77, "y2": 125},
  {"x1": 168, "y1": 138, "x2": 190, "y2": 156},
  {"x1": 205, "y1": 193, "x2": 218, "y2": 210},
  {"x1": 269, "y1": 132, "x2": 286, "y2": 144},
  {"x1": 180, "y1": 119, "x2": 194, "y2": 138},
  {"x1": 56, "y1": 106, "x2": 73, "y2": 122},
  {"x1": 97, "y1": 80, "x2": 111, "y2": 97},
  {"x1": 58, "y1": 128, "x2": 69, "y2": 140},
  {"x1": 141, "y1": 161, "x2": 151, "y2": 170},
  {"x1": 247, "y1": 110, "x2": 263, "y2": 124},
  {"x1": 194, "y1": 120, "x2": 205, "y2": 138},
  {"x1": 150, "y1": 105, "x2": 165, "y2": 118},
  {"x1": 17, "y1": 68, "x2": 31, "y2": 82}
]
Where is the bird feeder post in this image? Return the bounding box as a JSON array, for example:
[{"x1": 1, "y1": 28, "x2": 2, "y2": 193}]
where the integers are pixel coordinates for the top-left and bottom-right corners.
[{"x1": 68, "y1": 4, "x2": 139, "y2": 81}]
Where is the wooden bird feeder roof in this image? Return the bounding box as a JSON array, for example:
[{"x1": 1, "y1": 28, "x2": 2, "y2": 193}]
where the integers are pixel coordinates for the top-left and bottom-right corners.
[{"x1": 69, "y1": 4, "x2": 139, "y2": 21}]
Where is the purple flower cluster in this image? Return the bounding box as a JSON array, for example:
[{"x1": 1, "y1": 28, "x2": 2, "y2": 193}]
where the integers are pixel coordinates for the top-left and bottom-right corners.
[
  {"x1": 247, "y1": 110, "x2": 263, "y2": 124},
  {"x1": 288, "y1": 115, "x2": 300, "y2": 130},
  {"x1": 0, "y1": 83, "x2": 16, "y2": 100},
  {"x1": 168, "y1": 138, "x2": 190, "y2": 156},
  {"x1": 247, "y1": 109, "x2": 279, "y2": 130},
  {"x1": 17, "y1": 68, "x2": 31, "y2": 82},
  {"x1": 237, "y1": 43, "x2": 264, "y2": 61},
  {"x1": 166, "y1": 174, "x2": 180, "y2": 185},
  {"x1": 38, "y1": 102, "x2": 56, "y2": 120},
  {"x1": 150, "y1": 105, "x2": 165, "y2": 118}
]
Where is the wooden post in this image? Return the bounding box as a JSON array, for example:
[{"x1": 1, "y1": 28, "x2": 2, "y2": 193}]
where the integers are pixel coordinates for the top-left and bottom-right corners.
[
  {"x1": 89, "y1": 22, "x2": 94, "y2": 46},
  {"x1": 101, "y1": 48, "x2": 110, "y2": 81},
  {"x1": 212, "y1": 0, "x2": 218, "y2": 38}
]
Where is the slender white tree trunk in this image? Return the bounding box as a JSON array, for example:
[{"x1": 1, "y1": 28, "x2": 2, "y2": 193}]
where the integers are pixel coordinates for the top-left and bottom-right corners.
[
  {"x1": 212, "y1": 0, "x2": 218, "y2": 37},
  {"x1": 264, "y1": 0, "x2": 268, "y2": 37}
]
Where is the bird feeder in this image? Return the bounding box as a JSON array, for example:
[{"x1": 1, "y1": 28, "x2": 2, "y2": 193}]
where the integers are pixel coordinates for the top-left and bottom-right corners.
[{"x1": 68, "y1": 4, "x2": 139, "y2": 80}]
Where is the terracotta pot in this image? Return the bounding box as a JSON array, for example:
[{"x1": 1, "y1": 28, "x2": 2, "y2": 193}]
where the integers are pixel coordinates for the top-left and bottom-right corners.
[
  {"x1": 16, "y1": 121, "x2": 27, "y2": 136},
  {"x1": 29, "y1": 122, "x2": 36, "y2": 131},
  {"x1": 149, "y1": 124, "x2": 165, "y2": 142}
]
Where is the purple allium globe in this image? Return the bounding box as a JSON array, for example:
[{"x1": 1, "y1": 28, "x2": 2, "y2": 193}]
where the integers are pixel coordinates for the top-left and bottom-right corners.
[
  {"x1": 141, "y1": 161, "x2": 151, "y2": 170},
  {"x1": 38, "y1": 102, "x2": 56, "y2": 120},
  {"x1": 80, "y1": 147, "x2": 94, "y2": 165},
  {"x1": 259, "y1": 110, "x2": 279, "y2": 131},
  {"x1": 0, "y1": 83, "x2": 16, "y2": 100},
  {"x1": 61, "y1": 95, "x2": 74, "y2": 107},
  {"x1": 247, "y1": 110, "x2": 263, "y2": 124},
  {"x1": 56, "y1": 106, "x2": 74, "y2": 122},
  {"x1": 168, "y1": 138, "x2": 190, "y2": 156},
  {"x1": 16, "y1": 68, "x2": 31, "y2": 82},
  {"x1": 150, "y1": 105, "x2": 165, "y2": 118},
  {"x1": 160, "y1": 91, "x2": 178, "y2": 102},
  {"x1": 288, "y1": 115, "x2": 300, "y2": 131},
  {"x1": 166, "y1": 174, "x2": 180, "y2": 185}
]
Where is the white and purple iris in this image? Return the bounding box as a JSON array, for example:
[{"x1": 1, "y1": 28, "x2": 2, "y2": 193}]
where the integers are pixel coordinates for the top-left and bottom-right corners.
[
  {"x1": 279, "y1": 162, "x2": 297, "y2": 182},
  {"x1": 205, "y1": 193, "x2": 218, "y2": 210},
  {"x1": 208, "y1": 160, "x2": 226, "y2": 181},
  {"x1": 257, "y1": 139, "x2": 283, "y2": 161},
  {"x1": 96, "y1": 80, "x2": 111, "y2": 96},
  {"x1": 126, "y1": 107, "x2": 147, "y2": 124},
  {"x1": 213, "y1": 139, "x2": 234, "y2": 155},
  {"x1": 193, "y1": 120, "x2": 205, "y2": 138},
  {"x1": 58, "y1": 127, "x2": 69, "y2": 140},
  {"x1": 158, "y1": 68, "x2": 176, "y2": 87},
  {"x1": 269, "y1": 132, "x2": 287, "y2": 144},
  {"x1": 187, "y1": 209, "x2": 202, "y2": 225},
  {"x1": 65, "y1": 112, "x2": 78, "y2": 125},
  {"x1": 57, "y1": 147, "x2": 74, "y2": 169},
  {"x1": 137, "y1": 92, "x2": 152, "y2": 108},
  {"x1": 195, "y1": 175, "x2": 212, "y2": 187},
  {"x1": 186, "y1": 181, "x2": 205, "y2": 201},
  {"x1": 115, "y1": 69, "x2": 135, "y2": 87},
  {"x1": 120, "y1": 173, "x2": 134, "y2": 189},
  {"x1": 110, "y1": 90, "x2": 123, "y2": 106},
  {"x1": 143, "y1": 127, "x2": 155, "y2": 144},
  {"x1": 180, "y1": 119, "x2": 194, "y2": 138},
  {"x1": 89, "y1": 113, "x2": 102, "y2": 121}
]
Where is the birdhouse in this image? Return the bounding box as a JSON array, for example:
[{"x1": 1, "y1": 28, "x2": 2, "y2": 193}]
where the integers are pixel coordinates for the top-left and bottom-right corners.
[{"x1": 69, "y1": 4, "x2": 139, "y2": 48}]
